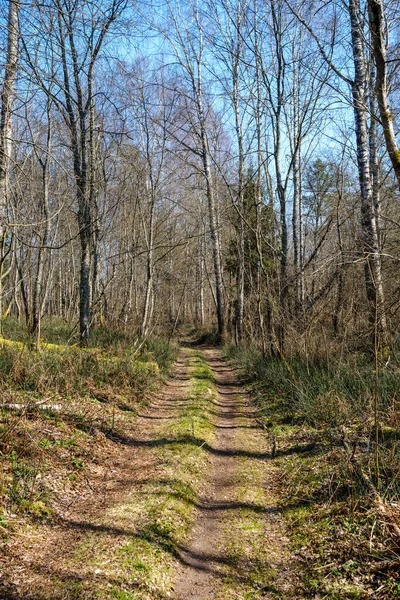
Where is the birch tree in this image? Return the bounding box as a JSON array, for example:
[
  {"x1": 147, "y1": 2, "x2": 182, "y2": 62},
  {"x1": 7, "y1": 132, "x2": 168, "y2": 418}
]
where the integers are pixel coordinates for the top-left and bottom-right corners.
[
  {"x1": 0, "y1": 0, "x2": 20, "y2": 332},
  {"x1": 349, "y1": 0, "x2": 387, "y2": 338},
  {"x1": 206, "y1": 0, "x2": 250, "y2": 344},
  {"x1": 285, "y1": 0, "x2": 388, "y2": 342},
  {"x1": 367, "y1": 0, "x2": 400, "y2": 188}
]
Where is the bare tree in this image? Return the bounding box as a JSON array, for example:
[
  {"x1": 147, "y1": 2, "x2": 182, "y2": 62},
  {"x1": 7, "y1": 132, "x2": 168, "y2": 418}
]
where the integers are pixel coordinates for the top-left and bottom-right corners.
[
  {"x1": 150, "y1": 0, "x2": 227, "y2": 340},
  {"x1": 0, "y1": 0, "x2": 20, "y2": 332},
  {"x1": 285, "y1": 0, "x2": 388, "y2": 341},
  {"x1": 22, "y1": 0, "x2": 126, "y2": 342}
]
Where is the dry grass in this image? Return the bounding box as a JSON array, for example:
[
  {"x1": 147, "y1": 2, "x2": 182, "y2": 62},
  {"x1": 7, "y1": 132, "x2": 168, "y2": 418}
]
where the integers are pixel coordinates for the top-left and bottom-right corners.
[
  {"x1": 0, "y1": 330, "x2": 178, "y2": 536},
  {"x1": 224, "y1": 343, "x2": 400, "y2": 598}
]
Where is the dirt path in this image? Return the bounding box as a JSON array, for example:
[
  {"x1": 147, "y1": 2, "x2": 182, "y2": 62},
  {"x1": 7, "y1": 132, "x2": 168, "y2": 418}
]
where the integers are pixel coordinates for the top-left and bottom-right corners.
[
  {"x1": 173, "y1": 347, "x2": 297, "y2": 599},
  {"x1": 0, "y1": 346, "x2": 299, "y2": 600},
  {"x1": 173, "y1": 348, "x2": 245, "y2": 598}
]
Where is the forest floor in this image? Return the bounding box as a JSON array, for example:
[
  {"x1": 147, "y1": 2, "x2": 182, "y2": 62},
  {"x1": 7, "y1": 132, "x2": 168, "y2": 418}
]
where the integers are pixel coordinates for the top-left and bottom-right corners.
[{"x1": 0, "y1": 345, "x2": 304, "y2": 599}]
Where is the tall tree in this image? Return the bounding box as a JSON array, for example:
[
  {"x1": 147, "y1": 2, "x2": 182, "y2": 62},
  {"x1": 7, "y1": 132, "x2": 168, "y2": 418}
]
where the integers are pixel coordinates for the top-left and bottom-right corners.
[
  {"x1": 367, "y1": 0, "x2": 400, "y2": 188},
  {"x1": 22, "y1": 0, "x2": 126, "y2": 342},
  {"x1": 152, "y1": 0, "x2": 227, "y2": 341},
  {"x1": 349, "y1": 0, "x2": 387, "y2": 338},
  {"x1": 0, "y1": 0, "x2": 20, "y2": 332},
  {"x1": 285, "y1": 0, "x2": 388, "y2": 342}
]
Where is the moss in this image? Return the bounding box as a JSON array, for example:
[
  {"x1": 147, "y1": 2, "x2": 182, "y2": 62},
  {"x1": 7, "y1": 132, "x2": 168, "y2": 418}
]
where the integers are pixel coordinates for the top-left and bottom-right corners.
[
  {"x1": 18, "y1": 500, "x2": 52, "y2": 518},
  {"x1": 394, "y1": 148, "x2": 400, "y2": 168}
]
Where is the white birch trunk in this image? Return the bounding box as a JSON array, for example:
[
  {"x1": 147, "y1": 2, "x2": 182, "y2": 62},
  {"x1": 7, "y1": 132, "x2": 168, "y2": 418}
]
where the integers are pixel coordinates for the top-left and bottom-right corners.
[
  {"x1": 349, "y1": 0, "x2": 387, "y2": 338},
  {"x1": 0, "y1": 0, "x2": 20, "y2": 332}
]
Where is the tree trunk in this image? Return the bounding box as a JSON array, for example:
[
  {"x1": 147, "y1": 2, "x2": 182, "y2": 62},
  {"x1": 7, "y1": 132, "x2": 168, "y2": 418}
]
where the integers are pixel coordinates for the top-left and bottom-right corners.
[
  {"x1": 29, "y1": 102, "x2": 52, "y2": 346},
  {"x1": 0, "y1": 0, "x2": 20, "y2": 334},
  {"x1": 369, "y1": 64, "x2": 381, "y2": 243},
  {"x1": 141, "y1": 197, "x2": 155, "y2": 338},
  {"x1": 270, "y1": 0, "x2": 287, "y2": 354},
  {"x1": 349, "y1": 0, "x2": 387, "y2": 340},
  {"x1": 199, "y1": 233, "x2": 205, "y2": 326},
  {"x1": 367, "y1": 0, "x2": 400, "y2": 188},
  {"x1": 231, "y1": 12, "x2": 245, "y2": 346},
  {"x1": 333, "y1": 177, "x2": 345, "y2": 336},
  {"x1": 78, "y1": 186, "x2": 91, "y2": 343},
  {"x1": 206, "y1": 172, "x2": 225, "y2": 340}
]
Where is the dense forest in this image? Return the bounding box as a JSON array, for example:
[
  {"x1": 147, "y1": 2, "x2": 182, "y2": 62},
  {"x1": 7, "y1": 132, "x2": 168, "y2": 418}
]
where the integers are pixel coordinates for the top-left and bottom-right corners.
[{"x1": 1, "y1": 0, "x2": 400, "y2": 598}]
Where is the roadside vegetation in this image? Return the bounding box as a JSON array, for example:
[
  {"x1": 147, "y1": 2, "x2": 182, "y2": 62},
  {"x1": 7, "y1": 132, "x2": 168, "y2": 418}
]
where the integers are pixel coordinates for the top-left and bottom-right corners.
[
  {"x1": 0, "y1": 339, "x2": 222, "y2": 599},
  {"x1": 224, "y1": 343, "x2": 400, "y2": 598},
  {"x1": 0, "y1": 317, "x2": 178, "y2": 540}
]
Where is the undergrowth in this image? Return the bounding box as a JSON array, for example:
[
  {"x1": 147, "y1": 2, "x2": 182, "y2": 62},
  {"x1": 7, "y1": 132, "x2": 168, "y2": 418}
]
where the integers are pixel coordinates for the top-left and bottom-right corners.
[
  {"x1": 0, "y1": 322, "x2": 178, "y2": 532},
  {"x1": 224, "y1": 343, "x2": 400, "y2": 598},
  {"x1": 224, "y1": 344, "x2": 399, "y2": 427},
  {"x1": 1, "y1": 317, "x2": 178, "y2": 375}
]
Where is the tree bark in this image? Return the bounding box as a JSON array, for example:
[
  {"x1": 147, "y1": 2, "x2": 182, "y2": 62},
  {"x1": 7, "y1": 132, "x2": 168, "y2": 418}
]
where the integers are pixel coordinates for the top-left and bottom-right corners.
[
  {"x1": 141, "y1": 191, "x2": 155, "y2": 338},
  {"x1": 367, "y1": 0, "x2": 400, "y2": 188},
  {"x1": 0, "y1": 0, "x2": 20, "y2": 334},
  {"x1": 349, "y1": 0, "x2": 387, "y2": 339}
]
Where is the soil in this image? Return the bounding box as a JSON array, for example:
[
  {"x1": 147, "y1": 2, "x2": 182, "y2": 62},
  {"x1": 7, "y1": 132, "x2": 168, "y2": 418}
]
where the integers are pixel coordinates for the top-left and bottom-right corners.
[
  {"x1": 0, "y1": 346, "x2": 298, "y2": 599},
  {"x1": 173, "y1": 348, "x2": 243, "y2": 598}
]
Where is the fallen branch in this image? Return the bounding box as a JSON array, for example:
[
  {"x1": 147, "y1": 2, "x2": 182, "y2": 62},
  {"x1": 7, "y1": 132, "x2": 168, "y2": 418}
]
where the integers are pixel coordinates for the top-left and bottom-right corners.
[{"x1": 2, "y1": 403, "x2": 62, "y2": 412}]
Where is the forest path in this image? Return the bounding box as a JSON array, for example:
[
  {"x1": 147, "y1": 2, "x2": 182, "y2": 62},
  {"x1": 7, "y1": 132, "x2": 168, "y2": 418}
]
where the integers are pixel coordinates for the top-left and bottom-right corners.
[
  {"x1": 172, "y1": 346, "x2": 297, "y2": 599},
  {"x1": 0, "y1": 345, "x2": 299, "y2": 600}
]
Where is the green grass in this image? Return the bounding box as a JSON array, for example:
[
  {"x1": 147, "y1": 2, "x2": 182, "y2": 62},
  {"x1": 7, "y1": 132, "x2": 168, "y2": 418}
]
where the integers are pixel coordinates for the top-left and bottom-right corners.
[
  {"x1": 142, "y1": 338, "x2": 179, "y2": 377},
  {"x1": 223, "y1": 344, "x2": 400, "y2": 496},
  {"x1": 0, "y1": 343, "x2": 158, "y2": 400},
  {"x1": 0, "y1": 324, "x2": 178, "y2": 399},
  {"x1": 109, "y1": 590, "x2": 139, "y2": 600}
]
